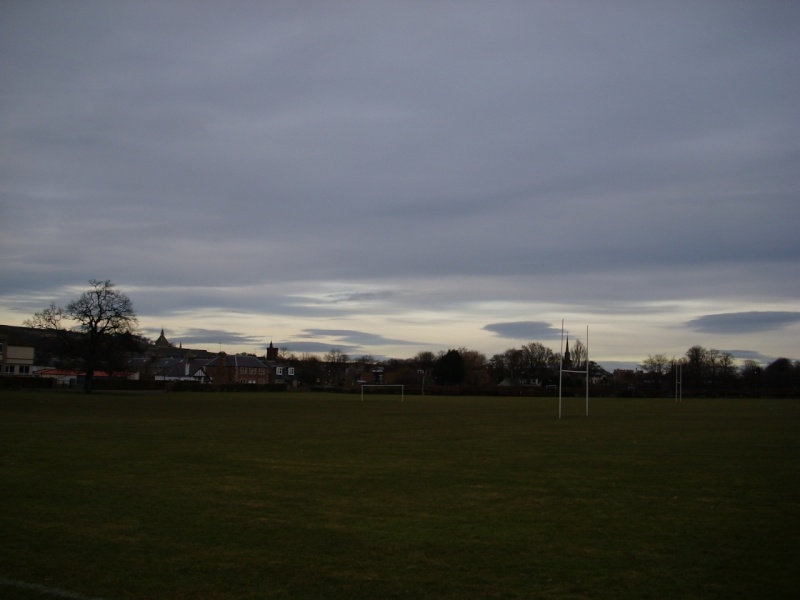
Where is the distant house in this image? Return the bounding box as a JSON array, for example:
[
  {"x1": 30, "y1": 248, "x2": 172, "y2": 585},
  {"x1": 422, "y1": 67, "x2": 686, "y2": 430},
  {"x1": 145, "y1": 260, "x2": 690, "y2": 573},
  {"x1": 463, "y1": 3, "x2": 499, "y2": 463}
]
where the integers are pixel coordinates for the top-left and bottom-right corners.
[
  {"x1": 0, "y1": 327, "x2": 35, "y2": 377},
  {"x1": 204, "y1": 352, "x2": 270, "y2": 385},
  {"x1": 141, "y1": 354, "x2": 211, "y2": 383},
  {"x1": 148, "y1": 328, "x2": 215, "y2": 360},
  {"x1": 262, "y1": 341, "x2": 297, "y2": 386}
]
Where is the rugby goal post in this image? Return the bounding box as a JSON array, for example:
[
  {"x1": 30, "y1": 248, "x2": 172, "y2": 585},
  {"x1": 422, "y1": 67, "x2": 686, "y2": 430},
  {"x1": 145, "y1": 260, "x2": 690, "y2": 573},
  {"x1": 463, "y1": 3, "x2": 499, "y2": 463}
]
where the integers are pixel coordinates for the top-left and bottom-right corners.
[
  {"x1": 360, "y1": 384, "x2": 404, "y2": 402},
  {"x1": 559, "y1": 320, "x2": 590, "y2": 419}
]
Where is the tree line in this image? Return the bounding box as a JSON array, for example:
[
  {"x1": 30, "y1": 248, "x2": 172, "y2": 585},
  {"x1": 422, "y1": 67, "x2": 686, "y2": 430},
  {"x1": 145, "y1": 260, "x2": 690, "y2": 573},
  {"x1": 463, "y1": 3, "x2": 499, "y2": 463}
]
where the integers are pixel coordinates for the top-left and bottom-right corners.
[
  {"x1": 638, "y1": 347, "x2": 799, "y2": 397},
  {"x1": 23, "y1": 280, "x2": 799, "y2": 396}
]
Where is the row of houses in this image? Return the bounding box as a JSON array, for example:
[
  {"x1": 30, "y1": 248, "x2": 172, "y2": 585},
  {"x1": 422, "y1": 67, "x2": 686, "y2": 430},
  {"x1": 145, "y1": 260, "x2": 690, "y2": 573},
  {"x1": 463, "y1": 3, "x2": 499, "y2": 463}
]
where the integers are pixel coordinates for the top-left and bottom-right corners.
[{"x1": 0, "y1": 325, "x2": 298, "y2": 387}]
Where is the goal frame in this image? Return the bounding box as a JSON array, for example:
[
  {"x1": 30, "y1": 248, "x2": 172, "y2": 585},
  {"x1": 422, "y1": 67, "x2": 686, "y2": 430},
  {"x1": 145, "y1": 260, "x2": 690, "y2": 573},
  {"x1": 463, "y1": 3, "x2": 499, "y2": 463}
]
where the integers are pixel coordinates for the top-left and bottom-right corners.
[
  {"x1": 559, "y1": 320, "x2": 590, "y2": 419},
  {"x1": 360, "y1": 384, "x2": 404, "y2": 402}
]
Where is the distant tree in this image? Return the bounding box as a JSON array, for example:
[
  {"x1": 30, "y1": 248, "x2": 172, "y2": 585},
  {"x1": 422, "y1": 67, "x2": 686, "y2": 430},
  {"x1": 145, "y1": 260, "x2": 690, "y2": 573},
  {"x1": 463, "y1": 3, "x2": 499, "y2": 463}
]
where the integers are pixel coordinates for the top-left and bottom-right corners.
[
  {"x1": 357, "y1": 354, "x2": 376, "y2": 366},
  {"x1": 684, "y1": 345, "x2": 709, "y2": 390},
  {"x1": 414, "y1": 351, "x2": 437, "y2": 371},
  {"x1": 297, "y1": 354, "x2": 324, "y2": 386},
  {"x1": 765, "y1": 358, "x2": 795, "y2": 395},
  {"x1": 504, "y1": 347, "x2": 526, "y2": 380},
  {"x1": 521, "y1": 342, "x2": 553, "y2": 370},
  {"x1": 487, "y1": 353, "x2": 508, "y2": 383},
  {"x1": 638, "y1": 354, "x2": 671, "y2": 392},
  {"x1": 740, "y1": 360, "x2": 763, "y2": 394},
  {"x1": 324, "y1": 348, "x2": 349, "y2": 385},
  {"x1": 433, "y1": 349, "x2": 466, "y2": 386},
  {"x1": 25, "y1": 279, "x2": 140, "y2": 393},
  {"x1": 640, "y1": 354, "x2": 670, "y2": 376},
  {"x1": 459, "y1": 347, "x2": 488, "y2": 386},
  {"x1": 715, "y1": 351, "x2": 738, "y2": 391},
  {"x1": 569, "y1": 339, "x2": 588, "y2": 369},
  {"x1": 518, "y1": 342, "x2": 556, "y2": 383}
]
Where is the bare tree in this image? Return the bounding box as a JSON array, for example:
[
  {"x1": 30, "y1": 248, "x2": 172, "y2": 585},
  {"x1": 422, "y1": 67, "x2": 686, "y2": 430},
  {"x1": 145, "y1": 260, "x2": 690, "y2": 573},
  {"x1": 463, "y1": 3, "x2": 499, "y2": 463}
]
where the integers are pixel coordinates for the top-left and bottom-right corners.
[
  {"x1": 414, "y1": 351, "x2": 437, "y2": 371},
  {"x1": 639, "y1": 353, "x2": 671, "y2": 390},
  {"x1": 741, "y1": 359, "x2": 763, "y2": 392},
  {"x1": 324, "y1": 348, "x2": 349, "y2": 385},
  {"x1": 640, "y1": 354, "x2": 670, "y2": 376},
  {"x1": 570, "y1": 339, "x2": 588, "y2": 369},
  {"x1": 520, "y1": 342, "x2": 556, "y2": 381},
  {"x1": 521, "y1": 343, "x2": 553, "y2": 370},
  {"x1": 25, "y1": 279, "x2": 139, "y2": 393},
  {"x1": 504, "y1": 347, "x2": 526, "y2": 379}
]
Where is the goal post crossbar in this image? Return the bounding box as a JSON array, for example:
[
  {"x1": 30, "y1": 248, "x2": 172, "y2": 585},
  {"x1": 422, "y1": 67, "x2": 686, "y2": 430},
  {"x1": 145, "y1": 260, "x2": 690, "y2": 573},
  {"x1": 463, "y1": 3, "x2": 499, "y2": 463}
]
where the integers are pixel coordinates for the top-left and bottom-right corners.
[
  {"x1": 559, "y1": 320, "x2": 590, "y2": 419},
  {"x1": 360, "y1": 384, "x2": 404, "y2": 401}
]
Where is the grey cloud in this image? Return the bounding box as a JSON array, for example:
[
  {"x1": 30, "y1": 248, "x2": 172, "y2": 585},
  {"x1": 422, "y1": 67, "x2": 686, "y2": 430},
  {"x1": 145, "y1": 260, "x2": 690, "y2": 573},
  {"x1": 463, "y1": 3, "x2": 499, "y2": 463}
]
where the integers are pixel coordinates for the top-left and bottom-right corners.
[
  {"x1": 482, "y1": 322, "x2": 561, "y2": 341},
  {"x1": 298, "y1": 329, "x2": 423, "y2": 347},
  {"x1": 155, "y1": 328, "x2": 266, "y2": 348},
  {"x1": 325, "y1": 290, "x2": 401, "y2": 304},
  {"x1": 724, "y1": 350, "x2": 781, "y2": 364},
  {"x1": 276, "y1": 341, "x2": 360, "y2": 355},
  {"x1": 686, "y1": 312, "x2": 800, "y2": 334}
]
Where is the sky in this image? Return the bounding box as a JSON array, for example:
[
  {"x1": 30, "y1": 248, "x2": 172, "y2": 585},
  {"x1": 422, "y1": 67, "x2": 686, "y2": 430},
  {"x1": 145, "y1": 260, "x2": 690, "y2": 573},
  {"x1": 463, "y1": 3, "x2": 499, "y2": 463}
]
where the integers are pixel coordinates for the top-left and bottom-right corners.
[{"x1": 2, "y1": 1, "x2": 799, "y2": 371}]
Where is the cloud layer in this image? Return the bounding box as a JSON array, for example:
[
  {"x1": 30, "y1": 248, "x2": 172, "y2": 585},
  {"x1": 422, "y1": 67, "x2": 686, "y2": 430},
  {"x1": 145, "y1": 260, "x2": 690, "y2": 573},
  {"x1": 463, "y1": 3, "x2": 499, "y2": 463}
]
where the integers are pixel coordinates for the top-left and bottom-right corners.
[
  {"x1": 686, "y1": 312, "x2": 800, "y2": 334},
  {"x1": 2, "y1": 2, "x2": 799, "y2": 367}
]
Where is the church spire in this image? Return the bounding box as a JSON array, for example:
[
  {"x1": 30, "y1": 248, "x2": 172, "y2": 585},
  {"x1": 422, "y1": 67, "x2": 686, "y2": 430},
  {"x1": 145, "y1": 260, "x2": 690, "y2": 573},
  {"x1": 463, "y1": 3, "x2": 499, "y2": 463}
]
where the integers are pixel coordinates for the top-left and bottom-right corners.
[{"x1": 155, "y1": 327, "x2": 172, "y2": 348}]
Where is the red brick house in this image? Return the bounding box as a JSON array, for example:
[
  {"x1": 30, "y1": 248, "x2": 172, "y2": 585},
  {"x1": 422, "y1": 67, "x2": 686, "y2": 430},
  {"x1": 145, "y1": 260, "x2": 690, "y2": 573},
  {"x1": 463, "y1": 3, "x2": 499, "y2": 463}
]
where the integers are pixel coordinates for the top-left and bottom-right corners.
[{"x1": 204, "y1": 352, "x2": 269, "y2": 385}]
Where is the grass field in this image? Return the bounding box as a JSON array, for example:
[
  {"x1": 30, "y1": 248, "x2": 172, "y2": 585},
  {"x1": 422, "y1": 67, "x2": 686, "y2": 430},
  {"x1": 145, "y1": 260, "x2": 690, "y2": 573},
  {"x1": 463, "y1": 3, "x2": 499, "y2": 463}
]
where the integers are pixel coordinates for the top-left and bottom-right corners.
[{"x1": 1, "y1": 391, "x2": 799, "y2": 599}]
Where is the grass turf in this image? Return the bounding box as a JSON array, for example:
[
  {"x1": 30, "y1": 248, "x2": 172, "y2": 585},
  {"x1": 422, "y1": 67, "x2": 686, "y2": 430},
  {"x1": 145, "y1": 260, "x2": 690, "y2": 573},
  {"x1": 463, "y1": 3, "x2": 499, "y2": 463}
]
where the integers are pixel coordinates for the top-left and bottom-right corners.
[{"x1": 1, "y1": 391, "x2": 798, "y2": 599}]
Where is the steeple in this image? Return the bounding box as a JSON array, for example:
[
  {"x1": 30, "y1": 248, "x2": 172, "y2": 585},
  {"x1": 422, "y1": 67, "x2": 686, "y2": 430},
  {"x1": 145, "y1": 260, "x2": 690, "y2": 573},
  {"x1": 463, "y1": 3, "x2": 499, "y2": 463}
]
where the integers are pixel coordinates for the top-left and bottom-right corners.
[
  {"x1": 563, "y1": 336, "x2": 572, "y2": 369},
  {"x1": 155, "y1": 328, "x2": 173, "y2": 348}
]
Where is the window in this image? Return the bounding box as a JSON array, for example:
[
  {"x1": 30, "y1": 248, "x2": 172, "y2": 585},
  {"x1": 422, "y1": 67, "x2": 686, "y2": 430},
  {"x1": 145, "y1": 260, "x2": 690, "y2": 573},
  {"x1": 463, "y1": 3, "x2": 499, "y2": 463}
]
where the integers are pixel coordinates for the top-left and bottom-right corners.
[
  {"x1": 239, "y1": 367, "x2": 247, "y2": 374},
  {"x1": 276, "y1": 367, "x2": 283, "y2": 376},
  {"x1": 288, "y1": 367, "x2": 295, "y2": 376},
  {"x1": 5, "y1": 365, "x2": 14, "y2": 374},
  {"x1": 18, "y1": 365, "x2": 30, "y2": 374},
  {"x1": 249, "y1": 367, "x2": 256, "y2": 374}
]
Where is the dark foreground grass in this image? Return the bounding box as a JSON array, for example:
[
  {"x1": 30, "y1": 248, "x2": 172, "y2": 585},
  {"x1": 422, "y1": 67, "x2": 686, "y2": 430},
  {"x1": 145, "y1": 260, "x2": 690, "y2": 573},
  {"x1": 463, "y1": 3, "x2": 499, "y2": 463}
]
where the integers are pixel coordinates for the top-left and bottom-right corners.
[{"x1": 1, "y1": 391, "x2": 798, "y2": 599}]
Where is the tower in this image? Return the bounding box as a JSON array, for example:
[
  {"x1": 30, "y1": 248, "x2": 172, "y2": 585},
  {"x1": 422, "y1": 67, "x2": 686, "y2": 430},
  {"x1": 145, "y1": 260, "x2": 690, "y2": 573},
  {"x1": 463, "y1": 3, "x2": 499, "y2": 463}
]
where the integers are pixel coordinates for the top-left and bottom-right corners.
[
  {"x1": 155, "y1": 328, "x2": 173, "y2": 348},
  {"x1": 563, "y1": 336, "x2": 572, "y2": 370}
]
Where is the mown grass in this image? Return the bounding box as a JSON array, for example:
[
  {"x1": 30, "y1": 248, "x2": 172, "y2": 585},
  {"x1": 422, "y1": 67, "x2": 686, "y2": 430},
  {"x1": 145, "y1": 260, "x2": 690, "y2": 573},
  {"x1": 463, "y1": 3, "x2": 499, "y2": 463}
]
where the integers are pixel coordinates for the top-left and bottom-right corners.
[{"x1": 1, "y1": 391, "x2": 798, "y2": 599}]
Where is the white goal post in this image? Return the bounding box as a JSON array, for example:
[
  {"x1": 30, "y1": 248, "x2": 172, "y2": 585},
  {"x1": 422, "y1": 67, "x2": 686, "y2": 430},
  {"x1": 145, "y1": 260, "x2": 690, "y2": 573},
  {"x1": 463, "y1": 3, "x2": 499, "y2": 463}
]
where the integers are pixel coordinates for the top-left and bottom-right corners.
[
  {"x1": 559, "y1": 320, "x2": 590, "y2": 419},
  {"x1": 360, "y1": 384, "x2": 404, "y2": 401}
]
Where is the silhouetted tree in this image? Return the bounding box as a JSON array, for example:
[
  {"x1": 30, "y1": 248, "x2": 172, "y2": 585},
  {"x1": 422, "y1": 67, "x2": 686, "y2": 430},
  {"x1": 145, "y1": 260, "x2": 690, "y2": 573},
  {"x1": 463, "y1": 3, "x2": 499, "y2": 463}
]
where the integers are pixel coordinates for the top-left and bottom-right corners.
[
  {"x1": 25, "y1": 279, "x2": 139, "y2": 393},
  {"x1": 459, "y1": 347, "x2": 488, "y2": 386},
  {"x1": 740, "y1": 360, "x2": 763, "y2": 395},
  {"x1": 765, "y1": 358, "x2": 795, "y2": 395},
  {"x1": 433, "y1": 349, "x2": 466, "y2": 385},
  {"x1": 324, "y1": 348, "x2": 349, "y2": 385},
  {"x1": 641, "y1": 354, "x2": 671, "y2": 391}
]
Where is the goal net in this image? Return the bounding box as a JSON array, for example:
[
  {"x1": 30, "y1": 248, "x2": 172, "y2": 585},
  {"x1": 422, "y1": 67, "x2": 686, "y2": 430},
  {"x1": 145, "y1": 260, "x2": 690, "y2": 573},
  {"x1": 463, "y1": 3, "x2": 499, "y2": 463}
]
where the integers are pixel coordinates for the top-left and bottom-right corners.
[{"x1": 360, "y1": 384, "x2": 404, "y2": 402}]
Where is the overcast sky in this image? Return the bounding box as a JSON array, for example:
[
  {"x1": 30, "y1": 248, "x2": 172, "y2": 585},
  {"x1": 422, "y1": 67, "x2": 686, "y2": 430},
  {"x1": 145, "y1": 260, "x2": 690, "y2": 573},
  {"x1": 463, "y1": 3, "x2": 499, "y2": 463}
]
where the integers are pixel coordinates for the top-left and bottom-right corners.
[{"x1": 2, "y1": 1, "x2": 798, "y2": 370}]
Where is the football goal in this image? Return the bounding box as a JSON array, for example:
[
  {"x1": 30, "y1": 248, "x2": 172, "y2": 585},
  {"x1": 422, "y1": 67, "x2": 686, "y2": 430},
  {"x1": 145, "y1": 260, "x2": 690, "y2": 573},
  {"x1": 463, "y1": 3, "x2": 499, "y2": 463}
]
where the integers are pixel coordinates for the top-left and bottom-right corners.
[{"x1": 360, "y1": 384, "x2": 404, "y2": 402}]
